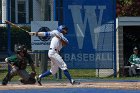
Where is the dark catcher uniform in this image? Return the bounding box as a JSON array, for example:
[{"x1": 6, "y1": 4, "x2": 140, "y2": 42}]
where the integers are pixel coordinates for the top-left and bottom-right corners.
[{"x1": 2, "y1": 46, "x2": 36, "y2": 85}]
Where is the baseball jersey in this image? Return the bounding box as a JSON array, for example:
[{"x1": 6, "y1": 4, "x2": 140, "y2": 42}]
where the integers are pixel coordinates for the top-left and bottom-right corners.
[
  {"x1": 6, "y1": 54, "x2": 33, "y2": 69},
  {"x1": 129, "y1": 54, "x2": 140, "y2": 64},
  {"x1": 45, "y1": 30, "x2": 68, "y2": 51}
]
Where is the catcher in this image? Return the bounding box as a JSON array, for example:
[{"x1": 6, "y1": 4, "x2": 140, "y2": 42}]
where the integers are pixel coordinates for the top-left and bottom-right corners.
[{"x1": 2, "y1": 45, "x2": 36, "y2": 85}]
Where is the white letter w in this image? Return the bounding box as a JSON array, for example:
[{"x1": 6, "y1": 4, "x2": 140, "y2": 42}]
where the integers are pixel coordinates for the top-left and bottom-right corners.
[{"x1": 68, "y1": 5, "x2": 106, "y2": 49}]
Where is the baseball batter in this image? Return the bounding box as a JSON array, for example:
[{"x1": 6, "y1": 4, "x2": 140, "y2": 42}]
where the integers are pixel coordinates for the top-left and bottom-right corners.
[{"x1": 29, "y1": 25, "x2": 80, "y2": 85}]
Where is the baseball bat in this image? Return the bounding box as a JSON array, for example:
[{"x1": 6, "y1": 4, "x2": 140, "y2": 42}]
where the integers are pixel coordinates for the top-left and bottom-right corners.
[{"x1": 5, "y1": 20, "x2": 29, "y2": 33}]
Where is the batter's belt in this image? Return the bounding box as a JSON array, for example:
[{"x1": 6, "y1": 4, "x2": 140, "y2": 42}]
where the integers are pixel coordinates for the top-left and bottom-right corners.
[{"x1": 50, "y1": 48, "x2": 59, "y2": 52}]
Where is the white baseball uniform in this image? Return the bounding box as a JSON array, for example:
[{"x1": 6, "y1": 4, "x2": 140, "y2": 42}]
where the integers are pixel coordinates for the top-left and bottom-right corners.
[{"x1": 45, "y1": 30, "x2": 68, "y2": 75}]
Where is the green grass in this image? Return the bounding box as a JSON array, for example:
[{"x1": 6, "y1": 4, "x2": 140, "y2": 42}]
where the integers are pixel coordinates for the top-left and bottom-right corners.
[
  {"x1": 1, "y1": 66, "x2": 140, "y2": 82},
  {"x1": 63, "y1": 69, "x2": 96, "y2": 79},
  {"x1": 0, "y1": 70, "x2": 8, "y2": 81},
  {"x1": 0, "y1": 66, "x2": 96, "y2": 81}
]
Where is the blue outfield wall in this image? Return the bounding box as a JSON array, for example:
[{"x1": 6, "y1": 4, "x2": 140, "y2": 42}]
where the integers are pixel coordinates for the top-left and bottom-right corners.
[{"x1": 62, "y1": 0, "x2": 116, "y2": 69}]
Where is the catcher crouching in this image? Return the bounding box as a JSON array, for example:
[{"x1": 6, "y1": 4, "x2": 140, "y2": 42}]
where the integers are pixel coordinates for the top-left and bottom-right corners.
[{"x1": 2, "y1": 45, "x2": 36, "y2": 85}]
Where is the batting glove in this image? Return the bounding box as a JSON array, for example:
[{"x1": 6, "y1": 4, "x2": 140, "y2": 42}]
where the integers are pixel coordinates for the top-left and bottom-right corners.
[{"x1": 28, "y1": 32, "x2": 36, "y2": 36}]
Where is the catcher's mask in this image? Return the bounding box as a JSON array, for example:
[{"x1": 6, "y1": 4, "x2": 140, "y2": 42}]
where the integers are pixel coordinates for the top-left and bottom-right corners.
[{"x1": 15, "y1": 45, "x2": 27, "y2": 54}]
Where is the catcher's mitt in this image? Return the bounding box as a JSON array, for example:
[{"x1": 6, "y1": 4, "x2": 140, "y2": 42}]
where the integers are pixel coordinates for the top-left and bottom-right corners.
[{"x1": 29, "y1": 72, "x2": 36, "y2": 78}]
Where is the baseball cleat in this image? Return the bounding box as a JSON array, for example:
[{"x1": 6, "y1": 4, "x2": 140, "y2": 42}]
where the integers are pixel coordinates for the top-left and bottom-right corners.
[
  {"x1": 36, "y1": 77, "x2": 42, "y2": 86},
  {"x1": 70, "y1": 79, "x2": 80, "y2": 85},
  {"x1": 19, "y1": 78, "x2": 24, "y2": 84},
  {"x1": 2, "y1": 77, "x2": 9, "y2": 85},
  {"x1": 2, "y1": 81, "x2": 8, "y2": 85}
]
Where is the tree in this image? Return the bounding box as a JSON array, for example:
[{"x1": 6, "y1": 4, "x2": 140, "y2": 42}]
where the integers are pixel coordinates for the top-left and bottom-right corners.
[{"x1": 117, "y1": 0, "x2": 140, "y2": 16}]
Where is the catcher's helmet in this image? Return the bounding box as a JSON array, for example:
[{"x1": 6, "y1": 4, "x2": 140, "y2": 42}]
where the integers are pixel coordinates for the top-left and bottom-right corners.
[
  {"x1": 15, "y1": 45, "x2": 26, "y2": 54},
  {"x1": 57, "y1": 25, "x2": 68, "y2": 33},
  {"x1": 21, "y1": 45, "x2": 27, "y2": 53}
]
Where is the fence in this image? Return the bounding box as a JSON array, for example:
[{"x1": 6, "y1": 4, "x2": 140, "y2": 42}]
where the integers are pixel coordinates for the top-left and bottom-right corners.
[{"x1": 0, "y1": 0, "x2": 118, "y2": 83}]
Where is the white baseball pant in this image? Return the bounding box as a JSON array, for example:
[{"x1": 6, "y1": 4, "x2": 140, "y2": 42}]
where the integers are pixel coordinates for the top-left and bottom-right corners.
[{"x1": 48, "y1": 50, "x2": 67, "y2": 75}]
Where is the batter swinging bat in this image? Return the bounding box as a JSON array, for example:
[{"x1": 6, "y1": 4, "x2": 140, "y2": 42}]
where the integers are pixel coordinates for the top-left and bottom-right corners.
[{"x1": 5, "y1": 20, "x2": 29, "y2": 33}]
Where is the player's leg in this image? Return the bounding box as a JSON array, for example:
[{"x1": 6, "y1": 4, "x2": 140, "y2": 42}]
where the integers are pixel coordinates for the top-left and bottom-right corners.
[
  {"x1": 37, "y1": 70, "x2": 52, "y2": 86},
  {"x1": 2, "y1": 66, "x2": 18, "y2": 85},
  {"x1": 131, "y1": 64, "x2": 137, "y2": 76},
  {"x1": 49, "y1": 53, "x2": 70, "y2": 80},
  {"x1": 18, "y1": 70, "x2": 36, "y2": 84},
  {"x1": 38, "y1": 62, "x2": 59, "y2": 78},
  {"x1": 18, "y1": 70, "x2": 30, "y2": 81},
  {"x1": 37, "y1": 61, "x2": 59, "y2": 85},
  {"x1": 129, "y1": 67, "x2": 133, "y2": 76},
  {"x1": 52, "y1": 53, "x2": 80, "y2": 85}
]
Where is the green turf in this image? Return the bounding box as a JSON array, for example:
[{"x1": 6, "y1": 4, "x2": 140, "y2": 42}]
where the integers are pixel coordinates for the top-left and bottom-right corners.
[{"x1": 0, "y1": 66, "x2": 140, "y2": 82}]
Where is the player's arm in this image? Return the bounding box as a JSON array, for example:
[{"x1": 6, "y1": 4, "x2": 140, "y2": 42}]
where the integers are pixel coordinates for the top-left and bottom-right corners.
[
  {"x1": 5, "y1": 58, "x2": 10, "y2": 64},
  {"x1": 28, "y1": 31, "x2": 55, "y2": 37},
  {"x1": 5, "y1": 55, "x2": 17, "y2": 67},
  {"x1": 128, "y1": 55, "x2": 135, "y2": 65},
  {"x1": 55, "y1": 33, "x2": 69, "y2": 46},
  {"x1": 26, "y1": 54, "x2": 36, "y2": 73},
  {"x1": 28, "y1": 31, "x2": 68, "y2": 45}
]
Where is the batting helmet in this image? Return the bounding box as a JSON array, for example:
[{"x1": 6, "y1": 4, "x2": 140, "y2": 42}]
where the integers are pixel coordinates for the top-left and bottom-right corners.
[{"x1": 57, "y1": 25, "x2": 68, "y2": 33}]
